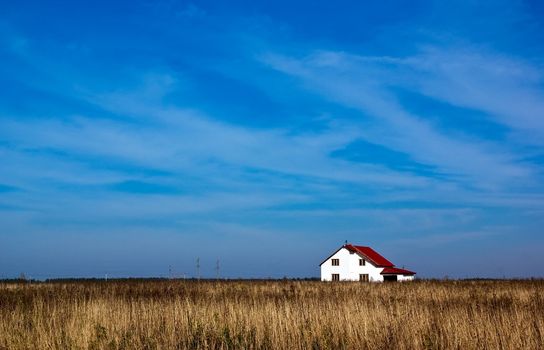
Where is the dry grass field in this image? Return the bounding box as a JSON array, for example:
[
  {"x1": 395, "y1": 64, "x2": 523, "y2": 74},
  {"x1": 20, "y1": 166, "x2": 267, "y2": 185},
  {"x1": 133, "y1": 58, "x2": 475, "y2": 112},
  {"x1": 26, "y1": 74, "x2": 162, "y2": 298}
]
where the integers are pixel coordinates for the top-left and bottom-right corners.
[{"x1": 0, "y1": 279, "x2": 543, "y2": 349}]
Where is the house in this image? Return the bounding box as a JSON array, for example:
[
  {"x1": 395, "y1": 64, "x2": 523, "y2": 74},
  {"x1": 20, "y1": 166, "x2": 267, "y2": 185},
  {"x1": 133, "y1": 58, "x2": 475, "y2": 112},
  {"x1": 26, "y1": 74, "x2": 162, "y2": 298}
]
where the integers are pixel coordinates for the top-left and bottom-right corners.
[{"x1": 320, "y1": 243, "x2": 415, "y2": 282}]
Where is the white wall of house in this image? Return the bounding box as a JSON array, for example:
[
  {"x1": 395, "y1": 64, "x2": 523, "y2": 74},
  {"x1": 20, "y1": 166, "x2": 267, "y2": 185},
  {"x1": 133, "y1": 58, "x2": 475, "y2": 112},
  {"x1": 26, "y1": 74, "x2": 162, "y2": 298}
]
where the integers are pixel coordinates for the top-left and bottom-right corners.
[{"x1": 320, "y1": 247, "x2": 384, "y2": 282}]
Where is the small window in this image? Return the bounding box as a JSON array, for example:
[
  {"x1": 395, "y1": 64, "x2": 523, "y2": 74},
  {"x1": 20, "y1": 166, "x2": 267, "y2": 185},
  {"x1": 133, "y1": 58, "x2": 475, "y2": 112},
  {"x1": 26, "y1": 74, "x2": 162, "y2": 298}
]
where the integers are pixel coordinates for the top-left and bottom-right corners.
[
  {"x1": 359, "y1": 274, "x2": 369, "y2": 282},
  {"x1": 331, "y1": 258, "x2": 340, "y2": 266},
  {"x1": 349, "y1": 250, "x2": 354, "y2": 254},
  {"x1": 359, "y1": 259, "x2": 365, "y2": 266},
  {"x1": 332, "y1": 274, "x2": 340, "y2": 281}
]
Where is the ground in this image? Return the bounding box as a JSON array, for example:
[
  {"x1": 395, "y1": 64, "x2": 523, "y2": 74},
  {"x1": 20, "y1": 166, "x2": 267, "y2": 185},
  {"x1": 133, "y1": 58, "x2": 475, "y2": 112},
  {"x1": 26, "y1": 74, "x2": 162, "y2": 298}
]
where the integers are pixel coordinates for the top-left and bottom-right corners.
[{"x1": 1, "y1": 279, "x2": 543, "y2": 349}]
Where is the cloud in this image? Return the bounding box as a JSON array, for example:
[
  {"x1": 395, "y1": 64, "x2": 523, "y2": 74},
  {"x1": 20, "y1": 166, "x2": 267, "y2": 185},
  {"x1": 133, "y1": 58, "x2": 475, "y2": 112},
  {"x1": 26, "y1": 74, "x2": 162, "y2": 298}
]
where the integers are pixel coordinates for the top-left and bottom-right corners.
[
  {"x1": 0, "y1": 71, "x2": 446, "y2": 236},
  {"x1": 2, "y1": 60, "x2": 543, "y2": 236},
  {"x1": 405, "y1": 48, "x2": 544, "y2": 144},
  {"x1": 1, "y1": 72, "x2": 432, "y2": 188},
  {"x1": 261, "y1": 49, "x2": 536, "y2": 188}
]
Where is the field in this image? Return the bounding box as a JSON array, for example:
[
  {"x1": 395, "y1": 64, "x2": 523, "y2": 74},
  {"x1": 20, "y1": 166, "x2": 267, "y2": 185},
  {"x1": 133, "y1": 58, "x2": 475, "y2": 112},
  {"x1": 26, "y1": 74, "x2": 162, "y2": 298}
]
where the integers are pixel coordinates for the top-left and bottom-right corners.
[{"x1": 1, "y1": 279, "x2": 543, "y2": 349}]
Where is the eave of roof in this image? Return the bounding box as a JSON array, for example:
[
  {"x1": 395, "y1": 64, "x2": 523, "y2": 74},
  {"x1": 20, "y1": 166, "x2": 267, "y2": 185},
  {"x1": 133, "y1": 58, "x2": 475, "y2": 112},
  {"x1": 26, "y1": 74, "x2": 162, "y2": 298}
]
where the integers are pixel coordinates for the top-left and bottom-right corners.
[{"x1": 380, "y1": 267, "x2": 416, "y2": 275}]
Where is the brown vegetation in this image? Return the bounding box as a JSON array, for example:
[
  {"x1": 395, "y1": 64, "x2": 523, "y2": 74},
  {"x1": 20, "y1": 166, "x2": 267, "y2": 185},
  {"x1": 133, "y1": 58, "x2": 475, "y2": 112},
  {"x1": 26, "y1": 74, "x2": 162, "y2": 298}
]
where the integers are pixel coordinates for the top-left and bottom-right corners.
[{"x1": 1, "y1": 279, "x2": 543, "y2": 349}]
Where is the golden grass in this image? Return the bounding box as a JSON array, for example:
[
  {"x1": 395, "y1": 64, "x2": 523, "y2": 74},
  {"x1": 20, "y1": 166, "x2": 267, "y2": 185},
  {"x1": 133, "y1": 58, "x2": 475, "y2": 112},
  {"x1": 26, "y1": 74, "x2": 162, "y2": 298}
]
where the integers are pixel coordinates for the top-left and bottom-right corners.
[{"x1": 0, "y1": 279, "x2": 543, "y2": 349}]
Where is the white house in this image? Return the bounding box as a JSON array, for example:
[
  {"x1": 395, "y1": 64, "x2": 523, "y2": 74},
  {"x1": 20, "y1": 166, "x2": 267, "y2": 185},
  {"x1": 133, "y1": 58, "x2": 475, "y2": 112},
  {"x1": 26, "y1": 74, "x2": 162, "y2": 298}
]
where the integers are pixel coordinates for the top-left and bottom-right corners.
[{"x1": 320, "y1": 243, "x2": 415, "y2": 282}]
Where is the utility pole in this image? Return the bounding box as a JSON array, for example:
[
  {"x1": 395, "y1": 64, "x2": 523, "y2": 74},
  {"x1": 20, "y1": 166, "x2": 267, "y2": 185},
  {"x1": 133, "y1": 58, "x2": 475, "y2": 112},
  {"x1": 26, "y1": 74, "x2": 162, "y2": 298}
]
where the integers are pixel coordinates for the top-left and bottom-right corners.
[
  {"x1": 169, "y1": 265, "x2": 172, "y2": 279},
  {"x1": 196, "y1": 257, "x2": 200, "y2": 281},
  {"x1": 215, "y1": 258, "x2": 220, "y2": 280}
]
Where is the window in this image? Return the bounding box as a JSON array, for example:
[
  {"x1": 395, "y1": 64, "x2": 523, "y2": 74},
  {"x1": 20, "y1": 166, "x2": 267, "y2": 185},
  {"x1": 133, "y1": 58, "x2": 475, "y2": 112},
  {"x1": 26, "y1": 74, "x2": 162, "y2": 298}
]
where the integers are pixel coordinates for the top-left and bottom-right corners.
[
  {"x1": 331, "y1": 258, "x2": 340, "y2": 266},
  {"x1": 359, "y1": 259, "x2": 366, "y2": 266},
  {"x1": 359, "y1": 274, "x2": 369, "y2": 282},
  {"x1": 332, "y1": 274, "x2": 340, "y2": 281}
]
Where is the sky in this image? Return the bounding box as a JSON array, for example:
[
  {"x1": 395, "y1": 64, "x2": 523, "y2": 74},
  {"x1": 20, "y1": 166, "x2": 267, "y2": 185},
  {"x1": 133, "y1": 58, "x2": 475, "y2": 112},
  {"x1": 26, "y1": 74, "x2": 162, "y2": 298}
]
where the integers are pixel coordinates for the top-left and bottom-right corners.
[{"x1": 1, "y1": 0, "x2": 544, "y2": 279}]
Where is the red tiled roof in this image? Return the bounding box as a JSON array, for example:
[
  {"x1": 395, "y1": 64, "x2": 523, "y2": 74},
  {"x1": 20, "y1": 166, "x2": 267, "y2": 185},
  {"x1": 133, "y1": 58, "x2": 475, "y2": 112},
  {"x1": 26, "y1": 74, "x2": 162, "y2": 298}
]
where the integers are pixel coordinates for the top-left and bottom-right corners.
[
  {"x1": 381, "y1": 267, "x2": 416, "y2": 275},
  {"x1": 345, "y1": 244, "x2": 394, "y2": 267}
]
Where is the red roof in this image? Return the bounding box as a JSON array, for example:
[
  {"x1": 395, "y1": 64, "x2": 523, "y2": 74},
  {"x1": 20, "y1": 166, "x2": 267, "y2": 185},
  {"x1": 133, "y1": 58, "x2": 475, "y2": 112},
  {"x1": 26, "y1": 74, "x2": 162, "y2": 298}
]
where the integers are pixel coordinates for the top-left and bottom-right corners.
[
  {"x1": 345, "y1": 244, "x2": 394, "y2": 267},
  {"x1": 381, "y1": 267, "x2": 416, "y2": 275}
]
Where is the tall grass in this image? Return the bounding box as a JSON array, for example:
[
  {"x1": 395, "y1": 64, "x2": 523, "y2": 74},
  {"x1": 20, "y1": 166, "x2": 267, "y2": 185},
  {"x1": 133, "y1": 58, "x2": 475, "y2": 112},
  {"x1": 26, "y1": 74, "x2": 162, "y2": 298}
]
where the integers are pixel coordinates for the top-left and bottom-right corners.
[{"x1": 1, "y1": 280, "x2": 543, "y2": 349}]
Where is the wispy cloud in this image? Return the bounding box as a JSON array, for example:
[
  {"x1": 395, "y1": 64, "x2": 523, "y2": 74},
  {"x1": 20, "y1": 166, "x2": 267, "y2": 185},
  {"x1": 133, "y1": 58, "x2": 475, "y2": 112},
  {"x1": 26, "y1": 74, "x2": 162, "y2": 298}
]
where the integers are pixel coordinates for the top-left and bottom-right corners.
[
  {"x1": 400, "y1": 48, "x2": 544, "y2": 143},
  {"x1": 1, "y1": 73, "x2": 432, "y2": 188},
  {"x1": 261, "y1": 49, "x2": 536, "y2": 188}
]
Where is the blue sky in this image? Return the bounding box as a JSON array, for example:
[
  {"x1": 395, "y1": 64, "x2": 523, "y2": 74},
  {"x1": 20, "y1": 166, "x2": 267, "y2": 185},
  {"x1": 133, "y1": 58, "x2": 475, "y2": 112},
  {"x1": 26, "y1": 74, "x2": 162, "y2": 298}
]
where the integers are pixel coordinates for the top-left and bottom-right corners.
[{"x1": 1, "y1": 0, "x2": 544, "y2": 279}]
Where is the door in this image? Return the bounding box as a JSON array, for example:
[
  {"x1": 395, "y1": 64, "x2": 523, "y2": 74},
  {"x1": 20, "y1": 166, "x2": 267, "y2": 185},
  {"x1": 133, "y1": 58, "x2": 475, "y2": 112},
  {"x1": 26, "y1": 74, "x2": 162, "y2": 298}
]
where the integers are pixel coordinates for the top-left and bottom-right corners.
[{"x1": 383, "y1": 275, "x2": 398, "y2": 282}]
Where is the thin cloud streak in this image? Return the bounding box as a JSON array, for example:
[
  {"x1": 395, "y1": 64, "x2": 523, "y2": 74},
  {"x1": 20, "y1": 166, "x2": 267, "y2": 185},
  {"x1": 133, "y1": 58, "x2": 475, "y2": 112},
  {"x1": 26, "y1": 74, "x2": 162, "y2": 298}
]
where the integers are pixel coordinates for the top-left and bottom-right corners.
[{"x1": 262, "y1": 50, "x2": 534, "y2": 188}]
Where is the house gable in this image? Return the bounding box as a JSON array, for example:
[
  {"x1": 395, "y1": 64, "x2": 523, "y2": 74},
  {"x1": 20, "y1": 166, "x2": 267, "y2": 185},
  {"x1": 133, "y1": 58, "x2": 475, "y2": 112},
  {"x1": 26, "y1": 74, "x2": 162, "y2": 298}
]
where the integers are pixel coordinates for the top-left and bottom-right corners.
[{"x1": 318, "y1": 246, "x2": 348, "y2": 266}]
